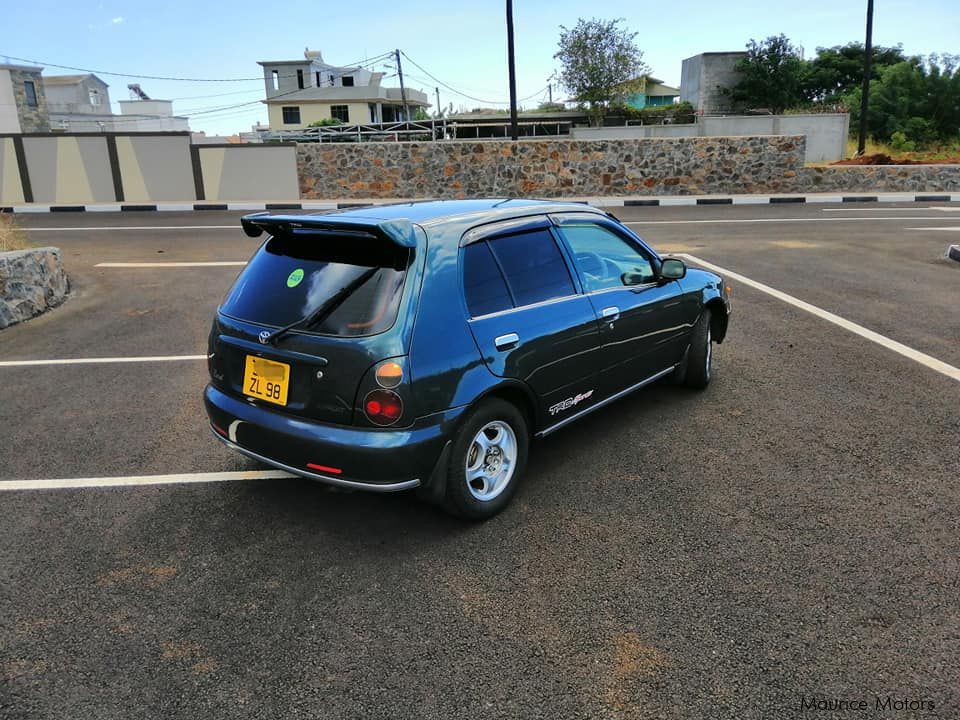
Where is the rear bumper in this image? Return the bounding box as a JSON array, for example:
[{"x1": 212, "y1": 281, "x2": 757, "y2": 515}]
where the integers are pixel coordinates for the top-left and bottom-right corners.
[{"x1": 204, "y1": 384, "x2": 463, "y2": 492}]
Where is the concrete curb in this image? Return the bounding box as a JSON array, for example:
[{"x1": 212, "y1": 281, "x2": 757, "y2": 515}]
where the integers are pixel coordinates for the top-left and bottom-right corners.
[{"x1": 1, "y1": 193, "x2": 958, "y2": 214}]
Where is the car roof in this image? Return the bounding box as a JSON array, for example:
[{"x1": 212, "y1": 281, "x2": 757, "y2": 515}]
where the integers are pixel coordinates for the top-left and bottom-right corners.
[{"x1": 306, "y1": 198, "x2": 606, "y2": 227}]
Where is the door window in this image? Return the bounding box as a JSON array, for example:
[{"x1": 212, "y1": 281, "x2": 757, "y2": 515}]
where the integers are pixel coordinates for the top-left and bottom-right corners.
[
  {"x1": 488, "y1": 229, "x2": 574, "y2": 307},
  {"x1": 462, "y1": 228, "x2": 576, "y2": 317},
  {"x1": 556, "y1": 223, "x2": 656, "y2": 292}
]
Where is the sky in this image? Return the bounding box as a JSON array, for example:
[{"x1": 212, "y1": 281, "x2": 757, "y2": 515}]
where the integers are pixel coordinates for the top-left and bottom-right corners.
[{"x1": 3, "y1": 0, "x2": 958, "y2": 136}]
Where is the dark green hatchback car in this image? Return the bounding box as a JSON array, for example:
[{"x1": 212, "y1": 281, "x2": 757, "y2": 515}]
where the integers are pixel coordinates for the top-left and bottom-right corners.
[{"x1": 205, "y1": 199, "x2": 730, "y2": 519}]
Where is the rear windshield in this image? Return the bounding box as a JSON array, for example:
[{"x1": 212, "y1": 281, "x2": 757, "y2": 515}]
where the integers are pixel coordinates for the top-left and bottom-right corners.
[{"x1": 220, "y1": 231, "x2": 409, "y2": 337}]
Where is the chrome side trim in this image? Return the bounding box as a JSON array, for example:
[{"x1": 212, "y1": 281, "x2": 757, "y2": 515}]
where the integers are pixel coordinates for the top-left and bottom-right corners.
[
  {"x1": 535, "y1": 365, "x2": 677, "y2": 438},
  {"x1": 209, "y1": 428, "x2": 421, "y2": 492}
]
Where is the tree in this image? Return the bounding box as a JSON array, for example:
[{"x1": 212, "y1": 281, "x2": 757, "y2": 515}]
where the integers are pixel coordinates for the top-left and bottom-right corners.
[
  {"x1": 805, "y1": 43, "x2": 907, "y2": 102},
  {"x1": 554, "y1": 18, "x2": 649, "y2": 125},
  {"x1": 727, "y1": 34, "x2": 807, "y2": 113},
  {"x1": 845, "y1": 55, "x2": 960, "y2": 146}
]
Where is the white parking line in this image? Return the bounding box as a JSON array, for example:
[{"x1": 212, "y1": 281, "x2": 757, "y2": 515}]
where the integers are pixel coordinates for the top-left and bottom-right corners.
[
  {"x1": 95, "y1": 261, "x2": 248, "y2": 267},
  {"x1": 0, "y1": 470, "x2": 296, "y2": 492},
  {"x1": 904, "y1": 227, "x2": 960, "y2": 232},
  {"x1": 0, "y1": 355, "x2": 206, "y2": 368},
  {"x1": 678, "y1": 253, "x2": 960, "y2": 383}
]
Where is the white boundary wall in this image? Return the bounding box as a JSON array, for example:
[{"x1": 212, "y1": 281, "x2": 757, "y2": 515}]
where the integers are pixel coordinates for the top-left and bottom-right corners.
[{"x1": 572, "y1": 114, "x2": 849, "y2": 163}]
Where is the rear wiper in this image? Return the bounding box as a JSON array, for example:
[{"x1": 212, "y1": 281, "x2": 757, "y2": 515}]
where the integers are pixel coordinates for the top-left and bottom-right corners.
[{"x1": 262, "y1": 266, "x2": 380, "y2": 345}]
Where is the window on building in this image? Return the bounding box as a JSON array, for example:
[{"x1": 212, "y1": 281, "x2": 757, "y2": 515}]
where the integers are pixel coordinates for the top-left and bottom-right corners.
[
  {"x1": 88, "y1": 89, "x2": 101, "y2": 107},
  {"x1": 281, "y1": 106, "x2": 301, "y2": 124},
  {"x1": 330, "y1": 105, "x2": 349, "y2": 123},
  {"x1": 329, "y1": 74, "x2": 335, "y2": 85},
  {"x1": 315, "y1": 71, "x2": 321, "y2": 87},
  {"x1": 24, "y1": 80, "x2": 38, "y2": 107},
  {"x1": 369, "y1": 103, "x2": 378, "y2": 122},
  {"x1": 297, "y1": 69, "x2": 304, "y2": 89},
  {"x1": 271, "y1": 70, "x2": 279, "y2": 91},
  {"x1": 342, "y1": 76, "x2": 355, "y2": 87}
]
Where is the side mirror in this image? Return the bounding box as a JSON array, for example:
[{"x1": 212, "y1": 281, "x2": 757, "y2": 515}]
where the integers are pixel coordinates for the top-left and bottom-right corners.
[{"x1": 660, "y1": 258, "x2": 686, "y2": 281}]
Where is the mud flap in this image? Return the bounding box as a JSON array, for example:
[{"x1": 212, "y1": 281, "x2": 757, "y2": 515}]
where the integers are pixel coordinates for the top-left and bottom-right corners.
[{"x1": 415, "y1": 440, "x2": 452, "y2": 506}]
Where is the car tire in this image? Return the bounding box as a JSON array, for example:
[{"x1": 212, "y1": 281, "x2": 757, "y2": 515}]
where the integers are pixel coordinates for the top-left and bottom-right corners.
[
  {"x1": 682, "y1": 309, "x2": 713, "y2": 389},
  {"x1": 444, "y1": 399, "x2": 529, "y2": 520}
]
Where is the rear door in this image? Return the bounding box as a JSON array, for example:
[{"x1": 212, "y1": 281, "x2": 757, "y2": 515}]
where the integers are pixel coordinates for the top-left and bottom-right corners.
[
  {"x1": 461, "y1": 218, "x2": 604, "y2": 424},
  {"x1": 211, "y1": 228, "x2": 418, "y2": 425},
  {"x1": 552, "y1": 216, "x2": 689, "y2": 396}
]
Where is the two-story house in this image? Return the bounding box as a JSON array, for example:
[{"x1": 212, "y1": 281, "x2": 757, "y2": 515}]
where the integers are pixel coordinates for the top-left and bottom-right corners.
[{"x1": 258, "y1": 49, "x2": 430, "y2": 129}]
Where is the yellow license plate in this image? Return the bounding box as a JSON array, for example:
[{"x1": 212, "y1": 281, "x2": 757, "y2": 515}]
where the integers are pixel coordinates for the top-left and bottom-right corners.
[{"x1": 243, "y1": 355, "x2": 290, "y2": 406}]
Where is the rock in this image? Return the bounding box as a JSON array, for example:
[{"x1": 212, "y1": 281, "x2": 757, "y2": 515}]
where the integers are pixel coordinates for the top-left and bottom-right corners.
[{"x1": 0, "y1": 247, "x2": 69, "y2": 329}]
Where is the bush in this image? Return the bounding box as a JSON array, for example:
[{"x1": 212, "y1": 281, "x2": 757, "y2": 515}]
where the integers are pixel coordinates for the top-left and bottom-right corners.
[
  {"x1": 607, "y1": 101, "x2": 695, "y2": 125},
  {"x1": 308, "y1": 118, "x2": 343, "y2": 127}
]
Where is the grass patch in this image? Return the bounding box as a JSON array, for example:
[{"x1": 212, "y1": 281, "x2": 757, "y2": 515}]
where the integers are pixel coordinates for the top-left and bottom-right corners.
[{"x1": 0, "y1": 214, "x2": 33, "y2": 252}]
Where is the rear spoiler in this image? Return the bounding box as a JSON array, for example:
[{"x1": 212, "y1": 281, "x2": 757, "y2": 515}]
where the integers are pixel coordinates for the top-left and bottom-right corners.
[{"x1": 240, "y1": 212, "x2": 417, "y2": 249}]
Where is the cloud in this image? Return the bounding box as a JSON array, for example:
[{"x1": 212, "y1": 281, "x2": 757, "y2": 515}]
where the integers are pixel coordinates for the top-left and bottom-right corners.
[{"x1": 111, "y1": 16, "x2": 124, "y2": 24}]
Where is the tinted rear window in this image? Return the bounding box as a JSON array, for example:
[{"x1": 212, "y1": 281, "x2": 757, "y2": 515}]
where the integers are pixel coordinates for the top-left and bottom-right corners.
[
  {"x1": 220, "y1": 231, "x2": 409, "y2": 337},
  {"x1": 462, "y1": 241, "x2": 513, "y2": 317},
  {"x1": 488, "y1": 229, "x2": 574, "y2": 307}
]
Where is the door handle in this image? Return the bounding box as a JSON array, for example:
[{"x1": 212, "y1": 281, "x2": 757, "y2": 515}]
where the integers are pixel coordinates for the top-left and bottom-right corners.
[
  {"x1": 601, "y1": 306, "x2": 620, "y2": 322},
  {"x1": 494, "y1": 332, "x2": 520, "y2": 351}
]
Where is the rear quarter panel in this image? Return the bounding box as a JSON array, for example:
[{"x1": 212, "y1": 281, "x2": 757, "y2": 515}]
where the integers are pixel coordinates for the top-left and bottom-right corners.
[{"x1": 408, "y1": 224, "x2": 500, "y2": 416}]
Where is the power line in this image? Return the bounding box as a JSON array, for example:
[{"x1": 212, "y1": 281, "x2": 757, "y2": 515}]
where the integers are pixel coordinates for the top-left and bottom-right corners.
[
  {"x1": 0, "y1": 52, "x2": 392, "y2": 83},
  {"x1": 400, "y1": 53, "x2": 549, "y2": 107}
]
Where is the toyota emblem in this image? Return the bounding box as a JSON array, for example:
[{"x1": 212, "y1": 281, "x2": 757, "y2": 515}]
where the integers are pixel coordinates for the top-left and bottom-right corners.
[{"x1": 258, "y1": 330, "x2": 272, "y2": 345}]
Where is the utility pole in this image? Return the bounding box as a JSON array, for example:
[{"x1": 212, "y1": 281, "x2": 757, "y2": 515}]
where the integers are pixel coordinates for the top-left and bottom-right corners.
[
  {"x1": 506, "y1": 0, "x2": 519, "y2": 140},
  {"x1": 857, "y1": 0, "x2": 874, "y2": 155},
  {"x1": 395, "y1": 49, "x2": 410, "y2": 122},
  {"x1": 435, "y1": 87, "x2": 442, "y2": 118}
]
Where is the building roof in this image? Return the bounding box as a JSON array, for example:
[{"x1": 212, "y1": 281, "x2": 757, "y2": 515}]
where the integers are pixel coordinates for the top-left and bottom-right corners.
[
  {"x1": 0, "y1": 63, "x2": 43, "y2": 73},
  {"x1": 43, "y1": 73, "x2": 109, "y2": 87}
]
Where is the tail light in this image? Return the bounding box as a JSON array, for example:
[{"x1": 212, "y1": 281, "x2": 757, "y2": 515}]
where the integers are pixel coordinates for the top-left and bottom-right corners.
[{"x1": 364, "y1": 389, "x2": 403, "y2": 426}]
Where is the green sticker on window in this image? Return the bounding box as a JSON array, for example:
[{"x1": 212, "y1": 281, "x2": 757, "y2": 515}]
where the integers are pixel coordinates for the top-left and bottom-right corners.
[{"x1": 286, "y1": 268, "x2": 304, "y2": 288}]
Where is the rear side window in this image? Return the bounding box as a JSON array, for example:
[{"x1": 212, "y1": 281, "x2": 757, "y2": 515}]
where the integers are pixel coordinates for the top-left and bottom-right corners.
[
  {"x1": 462, "y1": 242, "x2": 512, "y2": 317},
  {"x1": 220, "y1": 231, "x2": 408, "y2": 337},
  {"x1": 462, "y1": 228, "x2": 575, "y2": 318},
  {"x1": 489, "y1": 229, "x2": 574, "y2": 307}
]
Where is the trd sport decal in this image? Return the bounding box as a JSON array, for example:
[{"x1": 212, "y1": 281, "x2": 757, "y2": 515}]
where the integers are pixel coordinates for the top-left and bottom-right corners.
[{"x1": 549, "y1": 390, "x2": 594, "y2": 416}]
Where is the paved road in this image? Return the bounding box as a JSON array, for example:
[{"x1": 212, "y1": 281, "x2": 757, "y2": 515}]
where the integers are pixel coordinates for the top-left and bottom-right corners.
[{"x1": 1, "y1": 204, "x2": 958, "y2": 719}]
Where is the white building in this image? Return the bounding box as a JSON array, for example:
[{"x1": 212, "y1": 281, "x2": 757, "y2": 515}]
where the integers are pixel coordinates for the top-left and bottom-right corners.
[{"x1": 44, "y1": 74, "x2": 189, "y2": 132}]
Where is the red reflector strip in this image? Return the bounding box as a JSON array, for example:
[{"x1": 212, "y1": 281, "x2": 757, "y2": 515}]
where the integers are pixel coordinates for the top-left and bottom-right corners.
[
  {"x1": 306, "y1": 463, "x2": 343, "y2": 475},
  {"x1": 212, "y1": 423, "x2": 228, "y2": 437}
]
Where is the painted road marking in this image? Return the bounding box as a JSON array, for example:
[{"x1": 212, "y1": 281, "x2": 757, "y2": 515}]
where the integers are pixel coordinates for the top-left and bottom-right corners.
[
  {"x1": 821, "y1": 207, "x2": 943, "y2": 212},
  {"x1": 678, "y1": 253, "x2": 960, "y2": 384},
  {"x1": 0, "y1": 355, "x2": 206, "y2": 368},
  {"x1": 627, "y1": 217, "x2": 960, "y2": 226},
  {"x1": 904, "y1": 227, "x2": 960, "y2": 232},
  {"x1": 95, "y1": 261, "x2": 248, "y2": 267},
  {"x1": 24, "y1": 226, "x2": 237, "y2": 232},
  {"x1": 0, "y1": 470, "x2": 296, "y2": 492}
]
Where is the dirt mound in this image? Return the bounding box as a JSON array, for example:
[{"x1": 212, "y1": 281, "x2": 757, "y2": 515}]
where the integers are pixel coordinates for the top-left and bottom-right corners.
[{"x1": 832, "y1": 153, "x2": 960, "y2": 165}]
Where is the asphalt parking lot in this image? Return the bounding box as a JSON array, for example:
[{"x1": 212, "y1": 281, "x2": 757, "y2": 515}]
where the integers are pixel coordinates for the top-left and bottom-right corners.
[{"x1": 1, "y1": 203, "x2": 958, "y2": 719}]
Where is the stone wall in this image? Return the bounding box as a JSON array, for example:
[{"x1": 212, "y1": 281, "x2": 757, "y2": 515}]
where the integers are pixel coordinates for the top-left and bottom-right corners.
[
  {"x1": 297, "y1": 136, "x2": 960, "y2": 199},
  {"x1": 298, "y1": 136, "x2": 805, "y2": 199},
  {"x1": 11, "y1": 68, "x2": 50, "y2": 133},
  {"x1": 797, "y1": 165, "x2": 960, "y2": 193},
  {"x1": 0, "y1": 247, "x2": 68, "y2": 329}
]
